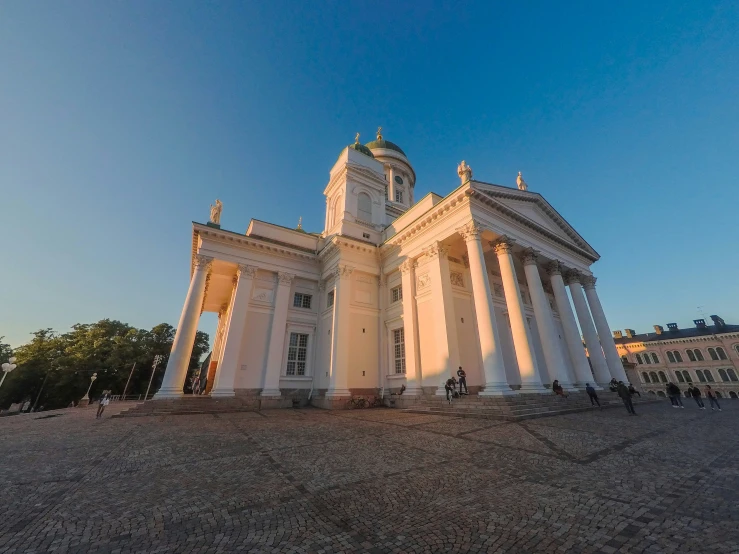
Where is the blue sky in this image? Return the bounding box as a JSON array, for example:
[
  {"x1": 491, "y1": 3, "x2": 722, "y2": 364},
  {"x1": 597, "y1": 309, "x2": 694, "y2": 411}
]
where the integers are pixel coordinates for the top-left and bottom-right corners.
[{"x1": 1, "y1": 1, "x2": 737, "y2": 348}]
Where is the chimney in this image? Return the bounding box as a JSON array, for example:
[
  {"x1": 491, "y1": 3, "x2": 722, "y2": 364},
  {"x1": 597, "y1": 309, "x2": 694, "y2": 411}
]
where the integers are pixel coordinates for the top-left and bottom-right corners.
[
  {"x1": 625, "y1": 329, "x2": 636, "y2": 338},
  {"x1": 653, "y1": 325, "x2": 663, "y2": 335},
  {"x1": 694, "y1": 319, "x2": 707, "y2": 329},
  {"x1": 613, "y1": 330, "x2": 623, "y2": 339},
  {"x1": 667, "y1": 322, "x2": 678, "y2": 331},
  {"x1": 710, "y1": 315, "x2": 726, "y2": 331}
]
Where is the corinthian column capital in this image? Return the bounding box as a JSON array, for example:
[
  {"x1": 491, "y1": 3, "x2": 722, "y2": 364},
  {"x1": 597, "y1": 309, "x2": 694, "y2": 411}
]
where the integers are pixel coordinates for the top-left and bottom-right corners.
[
  {"x1": 424, "y1": 241, "x2": 448, "y2": 259},
  {"x1": 333, "y1": 264, "x2": 354, "y2": 280},
  {"x1": 564, "y1": 270, "x2": 582, "y2": 286},
  {"x1": 456, "y1": 220, "x2": 484, "y2": 242},
  {"x1": 399, "y1": 259, "x2": 416, "y2": 274},
  {"x1": 194, "y1": 255, "x2": 214, "y2": 271},
  {"x1": 581, "y1": 275, "x2": 597, "y2": 290},
  {"x1": 276, "y1": 272, "x2": 295, "y2": 286},
  {"x1": 491, "y1": 236, "x2": 515, "y2": 255},
  {"x1": 521, "y1": 248, "x2": 539, "y2": 266},
  {"x1": 545, "y1": 261, "x2": 563, "y2": 276},
  {"x1": 237, "y1": 264, "x2": 259, "y2": 279}
]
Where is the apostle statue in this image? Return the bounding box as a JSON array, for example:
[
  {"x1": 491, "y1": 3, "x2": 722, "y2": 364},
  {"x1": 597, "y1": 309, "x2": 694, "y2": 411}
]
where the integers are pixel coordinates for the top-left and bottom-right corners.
[
  {"x1": 517, "y1": 171, "x2": 528, "y2": 191},
  {"x1": 209, "y1": 199, "x2": 223, "y2": 225},
  {"x1": 457, "y1": 160, "x2": 473, "y2": 184}
]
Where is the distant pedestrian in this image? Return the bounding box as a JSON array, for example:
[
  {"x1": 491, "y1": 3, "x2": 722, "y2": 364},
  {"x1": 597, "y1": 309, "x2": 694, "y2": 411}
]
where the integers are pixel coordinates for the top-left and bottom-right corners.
[
  {"x1": 456, "y1": 367, "x2": 468, "y2": 395},
  {"x1": 585, "y1": 383, "x2": 601, "y2": 408},
  {"x1": 617, "y1": 381, "x2": 637, "y2": 415},
  {"x1": 628, "y1": 384, "x2": 641, "y2": 398},
  {"x1": 552, "y1": 380, "x2": 567, "y2": 398},
  {"x1": 704, "y1": 385, "x2": 721, "y2": 411},
  {"x1": 688, "y1": 385, "x2": 705, "y2": 409},
  {"x1": 96, "y1": 391, "x2": 110, "y2": 419},
  {"x1": 445, "y1": 378, "x2": 455, "y2": 404},
  {"x1": 666, "y1": 383, "x2": 684, "y2": 408},
  {"x1": 191, "y1": 376, "x2": 200, "y2": 395},
  {"x1": 609, "y1": 378, "x2": 619, "y2": 392}
]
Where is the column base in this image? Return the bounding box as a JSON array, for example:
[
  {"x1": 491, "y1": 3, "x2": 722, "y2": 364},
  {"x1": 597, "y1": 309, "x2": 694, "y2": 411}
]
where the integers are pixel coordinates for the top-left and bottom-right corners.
[
  {"x1": 210, "y1": 389, "x2": 235, "y2": 398},
  {"x1": 519, "y1": 382, "x2": 549, "y2": 394},
  {"x1": 325, "y1": 389, "x2": 351, "y2": 398},
  {"x1": 152, "y1": 388, "x2": 184, "y2": 400},
  {"x1": 403, "y1": 386, "x2": 423, "y2": 396},
  {"x1": 260, "y1": 388, "x2": 282, "y2": 398},
  {"x1": 479, "y1": 384, "x2": 517, "y2": 396},
  {"x1": 558, "y1": 381, "x2": 579, "y2": 392}
]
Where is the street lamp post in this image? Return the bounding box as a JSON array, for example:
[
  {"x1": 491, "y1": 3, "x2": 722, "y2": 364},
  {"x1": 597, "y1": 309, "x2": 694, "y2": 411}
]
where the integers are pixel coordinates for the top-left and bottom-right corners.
[
  {"x1": 79, "y1": 372, "x2": 98, "y2": 406},
  {"x1": 0, "y1": 357, "x2": 17, "y2": 390},
  {"x1": 144, "y1": 355, "x2": 164, "y2": 401}
]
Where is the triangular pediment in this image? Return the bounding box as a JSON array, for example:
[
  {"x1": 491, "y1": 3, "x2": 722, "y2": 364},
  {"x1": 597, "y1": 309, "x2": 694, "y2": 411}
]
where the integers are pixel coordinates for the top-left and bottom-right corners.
[{"x1": 470, "y1": 181, "x2": 599, "y2": 261}]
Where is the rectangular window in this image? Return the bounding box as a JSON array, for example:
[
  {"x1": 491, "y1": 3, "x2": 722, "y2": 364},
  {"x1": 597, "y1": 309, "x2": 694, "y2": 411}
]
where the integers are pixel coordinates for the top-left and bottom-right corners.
[
  {"x1": 286, "y1": 333, "x2": 309, "y2": 376},
  {"x1": 395, "y1": 189, "x2": 403, "y2": 203},
  {"x1": 391, "y1": 285, "x2": 403, "y2": 303},
  {"x1": 393, "y1": 328, "x2": 406, "y2": 374},
  {"x1": 327, "y1": 290, "x2": 335, "y2": 307},
  {"x1": 293, "y1": 293, "x2": 312, "y2": 309}
]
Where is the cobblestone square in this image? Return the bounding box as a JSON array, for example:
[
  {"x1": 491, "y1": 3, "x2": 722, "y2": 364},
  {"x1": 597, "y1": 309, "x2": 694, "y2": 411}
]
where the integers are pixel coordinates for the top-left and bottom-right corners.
[{"x1": 0, "y1": 402, "x2": 737, "y2": 553}]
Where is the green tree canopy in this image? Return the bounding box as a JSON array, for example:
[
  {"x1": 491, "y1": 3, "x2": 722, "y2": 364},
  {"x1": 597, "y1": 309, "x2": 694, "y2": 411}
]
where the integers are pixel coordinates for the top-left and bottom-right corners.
[{"x1": 0, "y1": 321, "x2": 209, "y2": 410}]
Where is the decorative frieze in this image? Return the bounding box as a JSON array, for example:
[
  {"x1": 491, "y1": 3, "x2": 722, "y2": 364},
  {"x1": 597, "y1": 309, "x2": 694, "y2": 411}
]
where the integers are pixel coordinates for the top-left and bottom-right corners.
[
  {"x1": 417, "y1": 273, "x2": 431, "y2": 290},
  {"x1": 450, "y1": 272, "x2": 464, "y2": 287},
  {"x1": 333, "y1": 264, "x2": 354, "y2": 280}
]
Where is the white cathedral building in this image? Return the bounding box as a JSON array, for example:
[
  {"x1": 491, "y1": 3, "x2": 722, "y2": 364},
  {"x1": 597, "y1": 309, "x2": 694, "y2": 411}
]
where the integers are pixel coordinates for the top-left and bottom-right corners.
[{"x1": 155, "y1": 130, "x2": 628, "y2": 407}]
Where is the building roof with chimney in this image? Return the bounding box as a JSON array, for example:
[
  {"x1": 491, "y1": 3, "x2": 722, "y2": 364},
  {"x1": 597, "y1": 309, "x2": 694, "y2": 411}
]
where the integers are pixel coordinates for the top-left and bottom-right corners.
[{"x1": 613, "y1": 315, "x2": 739, "y2": 344}]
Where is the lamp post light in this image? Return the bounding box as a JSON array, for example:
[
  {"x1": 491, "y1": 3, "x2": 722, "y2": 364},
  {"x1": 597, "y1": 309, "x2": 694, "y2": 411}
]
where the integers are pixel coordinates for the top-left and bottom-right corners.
[
  {"x1": 144, "y1": 355, "x2": 164, "y2": 401},
  {"x1": 0, "y1": 357, "x2": 17, "y2": 390},
  {"x1": 80, "y1": 372, "x2": 98, "y2": 405}
]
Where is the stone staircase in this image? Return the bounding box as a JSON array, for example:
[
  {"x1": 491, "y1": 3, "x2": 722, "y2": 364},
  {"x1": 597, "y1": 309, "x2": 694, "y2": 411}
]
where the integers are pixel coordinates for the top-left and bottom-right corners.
[
  {"x1": 111, "y1": 396, "x2": 263, "y2": 418},
  {"x1": 398, "y1": 391, "x2": 659, "y2": 422}
]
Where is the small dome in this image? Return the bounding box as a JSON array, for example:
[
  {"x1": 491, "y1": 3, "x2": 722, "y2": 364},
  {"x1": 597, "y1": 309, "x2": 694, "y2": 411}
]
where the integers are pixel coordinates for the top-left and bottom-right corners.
[
  {"x1": 348, "y1": 142, "x2": 375, "y2": 158},
  {"x1": 365, "y1": 138, "x2": 406, "y2": 157}
]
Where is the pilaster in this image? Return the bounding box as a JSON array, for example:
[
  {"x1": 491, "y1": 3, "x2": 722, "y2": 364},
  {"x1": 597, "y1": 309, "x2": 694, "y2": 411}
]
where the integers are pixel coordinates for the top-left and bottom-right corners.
[
  {"x1": 327, "y1": 264, "x2": 354, "y2": 397},
  {"x1": 261, "y1": 271, "x2": 295, "y2": 397}
]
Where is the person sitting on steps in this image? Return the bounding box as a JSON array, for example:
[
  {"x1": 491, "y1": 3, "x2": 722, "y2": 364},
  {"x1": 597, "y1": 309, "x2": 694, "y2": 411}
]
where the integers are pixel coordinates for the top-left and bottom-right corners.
[
  {"x1": 445, "y1": 378, "x2": 456, "y2": 404},
  {"x1": 552, "y1": 380, "x2": 567, "y2": 398}
]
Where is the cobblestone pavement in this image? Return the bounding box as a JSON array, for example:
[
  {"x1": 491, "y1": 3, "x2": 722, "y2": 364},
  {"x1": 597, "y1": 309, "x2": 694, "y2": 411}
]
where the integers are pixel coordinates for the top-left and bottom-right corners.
[{"x1": 1, "y1": 400, "x2": 738, "y2": 553}]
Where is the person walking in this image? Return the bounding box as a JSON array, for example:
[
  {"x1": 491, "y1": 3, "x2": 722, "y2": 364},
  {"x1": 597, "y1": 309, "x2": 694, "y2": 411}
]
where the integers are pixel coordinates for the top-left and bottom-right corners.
[
  {"x1": 456, "y1": 367, "x2": 468, "y2": 395},
  {"x1": 96, "y1": 391, "x2": 110, "y2": 419},
  {"x1": 688, "y1": 385, "x2": 705, "y2": 409},
  {"x1": 704, "y1": 385, "x2": 722, "y2": 411},
  {"x1": 585, "y1": 383, "x2": 601, "y2": 408},
  {"x1": 617, "y1": 381, "x2": 637, "y2": 415}
]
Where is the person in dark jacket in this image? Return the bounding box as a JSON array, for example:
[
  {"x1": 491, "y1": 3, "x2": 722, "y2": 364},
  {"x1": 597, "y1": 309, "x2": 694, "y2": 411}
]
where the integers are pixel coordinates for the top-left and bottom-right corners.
[
  {"x1": 456, "y1": 367, "x2": 468, "y2": 395},
  {"x1": 689, "y1": 385, "x2": 705, "y2": 409},
  {"x1": 704, "y1": 385, "x2": 721, "y2": 411},
  {"x1": 445, "y1": 378, "x2": 455, "y2": 404},
  {"x1": 585, "y1": 383, "x2": 601, "y2": 408},
  {"x1": 628, "y1": 384, "x2": 641, "y2": 397},
  {"x1": 666, "y1": 383, "x2": 683, "y2": 408},
  {"x1": 617, "y1": 381, "x2": 637, "y2": 415}
]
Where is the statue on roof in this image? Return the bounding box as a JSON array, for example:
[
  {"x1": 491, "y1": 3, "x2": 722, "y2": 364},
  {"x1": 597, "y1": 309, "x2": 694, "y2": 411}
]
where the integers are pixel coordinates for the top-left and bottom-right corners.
[
  {"x1": 517, "y1": 171, "x2": 528, "y2": 191},
  {"x1": 377, "y1": 126, "x2": 383, "y2": 140},
  {"x1": 457, "y1": 160, "x2": 473, "y2": 184},
  {"x1": 296, "y1": 216, "x2": 303, "y2": 230},
  {"x1": 209, "y1": 199, "x2": 223, "y2": 225},
  {"x1": 355, "y1": 132, "x2": 360, "y2": 144}
]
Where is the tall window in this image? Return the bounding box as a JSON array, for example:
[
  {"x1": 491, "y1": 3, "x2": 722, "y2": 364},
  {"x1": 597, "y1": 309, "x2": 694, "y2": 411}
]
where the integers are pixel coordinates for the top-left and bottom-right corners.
[
  {"x1": 658, "y1": 371, "x2": 667, "y2": 383},
  {"x1": 735, "y1": 345, "x2": 739, "y2": 357},
  {"x1": 327, "y1": 290, "x2": 335, "y2": 307},
  {"x1": 649, "y1": 371, "x2": 658, "y2": 383},
  {"x1": 675, "y1": 371, "x2": 684, "y2": 383},
  {"x1": 286, "y1": 333, "x2": 308, "y2": 376},
  {"x1": 636, "y1": 354, "x2": 643, "y2": 364},
  {"x1": 293, "y1": 293, "x2": 312, "y2": 309},
  {"x1": 667, "y1": 351, "x2": 675, "y2": 363},
  {"x1": 694, "y1": 349, "x2": 704, "y2": 361},
  {"x1": 727, "y1": 368, "x2": 738, "y2": 381},
  {"x1": 651, "y1": 353, "x2": 659, "y2": 364},
  {"x1": 357, "y1": 192, "x2": 372, "y2": 222},
  {"x1": 674, "y1": 351, "x2": 683, "y2": 363},
  {"x1": 394, "y1": 189, "x2": 403, "y2": 203},
  {"x1": 642, "y1": 371, "x2": 650, "y2": 383},
  {"x1": 681, "y1": 370, "x2": 691, "y2": 383},
  {"x1": 393, "y1": 328, "x2": 406, "y2": 374},
  {"x1": 644, "y1": 354, "x2": 652, "y2": 365},
  {"x1": 717, "y1": 347, "x2": 727, "y2": 360},
  {"x1": 391, "y1": 285, "x2": 403, "y2": 303},
  {"x1": 704, "y1": 369, "x2": 715, "y2": 382},
  {"x1": 708, "y1": 348, "x2": 718, "y2": 361},
  {"x1": 687, "y1": 350, "x2": 696, "y2": 362},
  {"x1": 719, "y1": 369, "x2": 729, "y2": 382},
  {"x1": 696, "y1": 370, "x2": 706, "y2": 383}
]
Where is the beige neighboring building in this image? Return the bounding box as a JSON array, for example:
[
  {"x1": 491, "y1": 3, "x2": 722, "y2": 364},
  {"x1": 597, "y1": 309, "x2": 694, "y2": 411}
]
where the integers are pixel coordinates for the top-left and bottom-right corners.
[
  {"x1": 615, "y1": 316, "x2": 739, "y2": 399},
  {"x1": 154, "y1": 130, "x2": 630, "y2": 408}
]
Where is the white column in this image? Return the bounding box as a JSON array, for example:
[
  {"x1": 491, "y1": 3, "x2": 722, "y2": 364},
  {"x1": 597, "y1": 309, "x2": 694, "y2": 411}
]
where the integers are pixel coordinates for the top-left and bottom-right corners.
[
  {"x1": 522, "y1": 250, "x2": 576, "y2": 390},
  {"x1": 425, "y1": 241, "x2": 461, "y2": 395},
  {"x1": 493, "y1": 237, "x2": 546, "y2": 393},
  {"x1": 566, "y1": 271, "x2": 612, "y2": 385},
  {"x1": 458, "y1": 222, "x2": 513, "y2": 395},
  {"x1": 583, "y1": 276, "x2": 629, "y2": 382},
  {"x1": 387, "y1": 165, "x2": 395, "y2": 202},
  {"x1": 327, "y1": 264, "x2": 353, "y2": 397},
  {"x1": 547, "y1": 263, "x2": 596, "y2": 388},
  {"x1": 261, "y1": 272, "x2": 294, "y2": 397},
  {"x1": 378, "y1": 273, "x2": 388, "y2": 394},
  {"x1": 155, "y1": 255, "x2": 212, "y2": 399},
  {"x1": 211, "y1": 265, "x2": 258, "y2": 397},
  {"x1": 400, "y1": 259, "x2": 422, "y2": 394}
]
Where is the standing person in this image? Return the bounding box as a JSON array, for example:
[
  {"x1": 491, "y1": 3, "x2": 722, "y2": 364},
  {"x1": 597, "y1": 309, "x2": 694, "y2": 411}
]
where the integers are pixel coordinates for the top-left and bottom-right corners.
[
  {"x1": 689, "y1": 385, "x2": 705, "y2": 409},
  {"x1": 617, "y1": 381, "x2": 637, "y2": 415},
  {"x1": 667, "y1": 383, "x2": 683, "y2": 408},
  {"x1": 456, "y1": 367, "x2": 468, "y2": 395},
  {"x1": 444, "y1": 378, "x2": 455, "y2": 404},
  {"x1": 192, "y1": 375, "x2": 200, "y2": 395},
  {"x1": 704, "y1": 385, "x2": 722, "y2": 411},
  {"x1": 585, "y1": 383, "x2": 601, "y2": 408},
  {"x1": 666, "y1": 384, "x2": 677, "y2": 407},
  {"x1": 96, "y1": 391, "x2": 110, "y2": 419}
]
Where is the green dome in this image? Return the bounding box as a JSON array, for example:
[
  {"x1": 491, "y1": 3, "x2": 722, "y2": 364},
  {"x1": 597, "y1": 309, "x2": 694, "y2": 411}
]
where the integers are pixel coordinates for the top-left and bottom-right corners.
[
  {"x1": 365, "y1": 139, "x2": 406, "y2": 157},
  {"x1": 348, "y1": 142, "x2": 375, "y2": 158}
]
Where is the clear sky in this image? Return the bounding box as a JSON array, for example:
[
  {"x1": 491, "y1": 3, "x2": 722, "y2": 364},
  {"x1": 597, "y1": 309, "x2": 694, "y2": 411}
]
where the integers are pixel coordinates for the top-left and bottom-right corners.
[{"x1": 1, "y1": 1, "x2": 738, "y2": 348}]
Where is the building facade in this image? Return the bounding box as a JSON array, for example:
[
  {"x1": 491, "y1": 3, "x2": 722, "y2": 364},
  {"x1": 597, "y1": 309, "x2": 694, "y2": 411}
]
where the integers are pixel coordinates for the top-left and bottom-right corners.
[
  {"x1": 155, "y1": 131, "x2": 629, "y2": 407},
  {"x1": 616, "y1": 316, "x2": 739, "y2": 399}
]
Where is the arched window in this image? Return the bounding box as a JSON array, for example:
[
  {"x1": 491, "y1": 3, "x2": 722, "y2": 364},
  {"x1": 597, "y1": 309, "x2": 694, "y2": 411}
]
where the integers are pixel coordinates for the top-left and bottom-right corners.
[
  {"x1": 636, "y1": 354, "x2": 643, "y2": 364},
  {"x1": 730, "y1": 391, "x2": 738, "y2": 399},
  {"x1": 719, "y1": 369, "x2": 729, "y2": 382},
  {"x1": 727, "y1": 369, "x2": 738, "y2": 382},
  {"x1": 675, "y1": 371, "x2": 684, "y2": 383},
  {"x1": 687, "y1": 350, "x2": 696, "y2": 362},
  {"x1": 708, "y1": 348, "x2": 718, "y2": 361},
  {"x1": 694, "y1": 349, "x2": 704, "y2": 361},
  {"x1": 674, "y1": 351, "x2": 683, "y2": 363},
  {"x1": 621, "y1": 355, "x2": 628, "y2": 363},
  {"x1": 658, "y1": 371, "x2": 667, "y2": 383},
  {"x1": 681, "y1": 370, "x2": 691, "y2": 383},
  {"x1": 651, "y1": 353, "x2": 659, "y2": 364},
  {"x1": 657, "y1": 391, "x2": 666, "y2": 397},
  {"x1": 717, "y1": 347, "x2": 727, "y2": 360},
  {"x1": 715, "y1": 391, "x2": 723, "y2": 398},
  {"x1": 704, "y1": 370, "x2": 715, "y2": 382},
  {"x1": 642, "y1": 371, "x2": 651, "y2": 383},
  {"x1": 644, "y1": 354, "x2": 652, "y2": 365},
  {"x1": 735, "y1": 345, "x2": 739, "y2": 357},
  {"x1": 357, "y1": 192, "x2": 372, "y2": 223},
  {"x1": 696, "y1": 370, "x2": 706, "y2": 383},
  {"x1": 667, "y1": 351, "x2": 675, "y2": 363},
  {"x1": 648, "y1": 390, "x2": 656, "y2": 395},
  {"x1": 649, "y1": 371, "x2": 658, "y2": 383}
]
